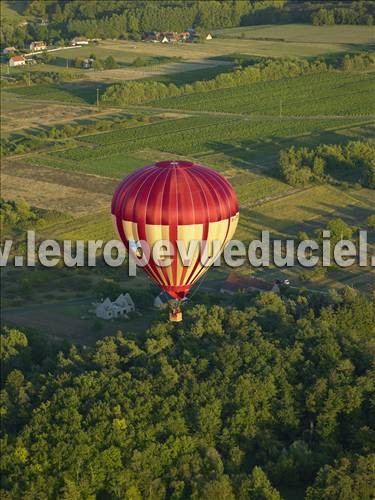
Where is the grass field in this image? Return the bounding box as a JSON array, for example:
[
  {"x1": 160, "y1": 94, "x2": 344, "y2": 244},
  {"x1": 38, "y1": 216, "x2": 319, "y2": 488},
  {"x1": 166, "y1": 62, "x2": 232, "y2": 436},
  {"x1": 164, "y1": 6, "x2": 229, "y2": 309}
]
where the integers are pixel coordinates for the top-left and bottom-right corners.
[
  {"x1": 213, "y1": 24, "x2": 375, "y2": 45},
  {"x1": 237, "y1": 184, "x2": 373, "y2": 240},
  {"x1": 5, "y1": 83, "x2": 107, "y2": 104},
  {"x1": 96, "y1": 28, "x2": 374, "y2": 60}
]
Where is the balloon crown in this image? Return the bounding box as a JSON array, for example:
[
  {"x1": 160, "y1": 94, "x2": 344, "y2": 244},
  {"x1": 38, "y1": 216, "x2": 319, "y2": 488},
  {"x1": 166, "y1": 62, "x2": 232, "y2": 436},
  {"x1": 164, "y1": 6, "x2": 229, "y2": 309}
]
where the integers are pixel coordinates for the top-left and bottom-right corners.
[{"x1": 155, "y1": 160, "x2": 193, "y2": 168}]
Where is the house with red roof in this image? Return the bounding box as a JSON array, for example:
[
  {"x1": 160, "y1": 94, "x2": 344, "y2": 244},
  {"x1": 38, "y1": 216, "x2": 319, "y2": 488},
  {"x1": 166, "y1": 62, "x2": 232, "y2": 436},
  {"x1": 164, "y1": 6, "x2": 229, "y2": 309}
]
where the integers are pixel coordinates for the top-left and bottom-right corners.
[
  {"x1": 220, "y1": 272, "x2": 280, "y2": 295},
  {"x1": 9, "y1": 55, "x2": 26, "y2": 67}
]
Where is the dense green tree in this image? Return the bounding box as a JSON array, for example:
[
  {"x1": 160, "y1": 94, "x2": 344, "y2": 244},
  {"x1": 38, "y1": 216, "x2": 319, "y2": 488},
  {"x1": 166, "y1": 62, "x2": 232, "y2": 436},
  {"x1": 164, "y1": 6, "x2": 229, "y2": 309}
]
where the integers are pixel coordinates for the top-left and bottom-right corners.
[
  {"x1": 306, "y1": 455, "x2": 375, "y2": 500},
  {"x1": 103, "y1": 55, "x2": 118, "y2": 70},
  {"x1": 240, "y1": 466, "x2": 282, "y2": 499},
  {"x1": 1, "y1": 290, "x2": 374, "y2": 497},
  {"x1": 1, "y1": 1, "x2": 373, "y2": 48},
  {"x1": 312, "y1": 8, "x2": 335, "y2": 26}
]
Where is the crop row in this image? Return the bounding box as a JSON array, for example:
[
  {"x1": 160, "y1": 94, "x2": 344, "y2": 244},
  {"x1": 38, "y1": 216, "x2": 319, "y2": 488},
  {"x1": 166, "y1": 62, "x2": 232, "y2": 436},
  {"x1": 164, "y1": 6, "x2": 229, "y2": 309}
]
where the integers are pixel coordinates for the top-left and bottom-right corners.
[
  {"x1": 53, "y1": 116, "x2": 366, "y2": 163},
  {"x1": 153, "y1": 72, "x2": 375, "y2": 116},
  {"x1": 232, "y1": 176, "x2": 291, "y2": 206},
  {"x1": 80, "y1": 115, "x2": 221, "y2": 145}
]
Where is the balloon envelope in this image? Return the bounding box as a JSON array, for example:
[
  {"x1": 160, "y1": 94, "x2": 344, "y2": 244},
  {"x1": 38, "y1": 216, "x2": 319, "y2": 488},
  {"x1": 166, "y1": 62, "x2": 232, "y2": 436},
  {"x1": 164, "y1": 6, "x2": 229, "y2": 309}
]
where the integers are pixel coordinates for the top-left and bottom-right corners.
[{"x1": 112, "y1": 160, "x2": 239, "y2": 300}]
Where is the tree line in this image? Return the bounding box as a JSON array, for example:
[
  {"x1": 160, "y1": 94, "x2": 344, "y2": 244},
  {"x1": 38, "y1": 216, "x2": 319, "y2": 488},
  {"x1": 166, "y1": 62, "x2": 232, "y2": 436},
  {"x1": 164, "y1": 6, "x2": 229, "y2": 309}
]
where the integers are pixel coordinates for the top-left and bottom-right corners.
[
  {"x1": 310, "y1": 3, "x2": 374, "y2": 26},
  {"x1": 1, "y1": 1, "x2": 374, "y2": 49},
  {"x1": 1, "y1": 287, "x2": 374, "y2": 498},
  {"x1": 279, "y1": 140, "x2": 375, "y2": 189},
  {"x1": 100, "y1": 52, "x2": 375, "y2": 107}
]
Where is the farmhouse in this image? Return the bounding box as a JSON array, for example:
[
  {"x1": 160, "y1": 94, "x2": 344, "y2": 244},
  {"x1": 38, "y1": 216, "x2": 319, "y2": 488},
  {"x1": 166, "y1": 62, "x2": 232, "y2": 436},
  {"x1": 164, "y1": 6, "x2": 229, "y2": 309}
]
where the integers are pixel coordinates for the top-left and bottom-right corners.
[
  {"x1": 30, "y1": 40, "x2": 46, "y2": 51},
  {"x1": 9, "y1": 55, "x2": 26, "y2": 67},
  {"x1": 70, "y1": 37, "x2": 89, "y2": 46},
  {"x1": 144, "y1": 31, "x2": 193, "y2": 43},
  {"x1": 220, "y1": 272, "x2": 280, "y2": 295},
  {"x1": 94, "y1": 293, "x2": 135, "y2": 320},
  {"x1": 3, "y1": 47, "x2": 16, "y2": 55}
]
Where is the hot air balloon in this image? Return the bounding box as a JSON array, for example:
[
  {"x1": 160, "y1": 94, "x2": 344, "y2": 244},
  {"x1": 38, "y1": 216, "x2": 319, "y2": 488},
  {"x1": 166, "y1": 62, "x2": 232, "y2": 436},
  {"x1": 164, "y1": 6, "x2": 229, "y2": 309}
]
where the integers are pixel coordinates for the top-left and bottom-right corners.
[{"x1": 112, "y1": 160, "x2": 239, "y2": 321}]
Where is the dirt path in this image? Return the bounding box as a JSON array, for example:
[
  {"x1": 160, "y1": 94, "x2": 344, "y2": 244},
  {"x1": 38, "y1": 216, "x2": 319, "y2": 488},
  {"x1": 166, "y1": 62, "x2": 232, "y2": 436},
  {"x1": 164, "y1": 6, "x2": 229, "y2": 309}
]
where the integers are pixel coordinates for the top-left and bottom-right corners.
[{"x1": 128, "y1": 104, "x2": 375, "y2": 121}]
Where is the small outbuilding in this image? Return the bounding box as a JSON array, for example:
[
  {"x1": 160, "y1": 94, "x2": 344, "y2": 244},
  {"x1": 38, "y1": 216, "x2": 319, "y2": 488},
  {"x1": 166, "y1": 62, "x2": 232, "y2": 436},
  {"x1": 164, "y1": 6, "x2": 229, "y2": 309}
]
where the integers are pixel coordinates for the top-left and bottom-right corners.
[
  {"x1": 3, "y1": 47, "x2": 16, "y2": 55},
  {"x1": 82, "y1": 57, "x2": 94, "y2": 69}
]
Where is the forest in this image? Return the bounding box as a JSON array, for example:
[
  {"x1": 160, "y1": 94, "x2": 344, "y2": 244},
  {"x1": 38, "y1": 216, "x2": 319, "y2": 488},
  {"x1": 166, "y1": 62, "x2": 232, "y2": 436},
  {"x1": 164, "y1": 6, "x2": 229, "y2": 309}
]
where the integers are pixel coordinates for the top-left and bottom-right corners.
[
  {"x1": 1, "y1": 288, "x2": 374, "y2": 498},
  {"x1": 1, "y1": 1, "x2": 374, "y2": 47}
]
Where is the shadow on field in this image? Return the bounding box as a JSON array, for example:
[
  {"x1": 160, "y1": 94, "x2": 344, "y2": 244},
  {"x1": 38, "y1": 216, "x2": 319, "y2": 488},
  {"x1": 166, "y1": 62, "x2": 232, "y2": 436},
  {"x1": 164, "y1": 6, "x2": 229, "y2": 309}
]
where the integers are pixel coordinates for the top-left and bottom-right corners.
[
  {"x1": 208, "y1": 140, "x2": 281, "y2": 178},
  {"x1": 59, "y1": 81, "x2": 110, "y2": 104},
  {"x1": 239, "y1": 207, "x2": 292, "y2": 239},
  {"x1": 285, "y1": 201, "x2": 374, "y2": 238}
]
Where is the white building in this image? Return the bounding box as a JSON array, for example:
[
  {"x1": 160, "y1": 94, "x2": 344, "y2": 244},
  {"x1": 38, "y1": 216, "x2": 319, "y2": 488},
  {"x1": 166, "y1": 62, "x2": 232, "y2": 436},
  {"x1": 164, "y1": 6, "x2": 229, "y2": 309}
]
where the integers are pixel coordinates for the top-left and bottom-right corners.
[
  {"x1": 205, "y1": 33, "x2": 213, "y2": 40},
  {"x1": 9, "y1": 55, "x2": 26, "y2": 67},
  {"x1": 94, "y1": 293, "x2": 135, "y2": 320},
  {"x1": 30, "y1": 40, "x2": 46, "y2": 51},
  {"x1": 70, "y1": 37, "x2": 89, "y2": 46},
  {"x1": 3, "y1": 47, "x2": 16, "y2": 55}
]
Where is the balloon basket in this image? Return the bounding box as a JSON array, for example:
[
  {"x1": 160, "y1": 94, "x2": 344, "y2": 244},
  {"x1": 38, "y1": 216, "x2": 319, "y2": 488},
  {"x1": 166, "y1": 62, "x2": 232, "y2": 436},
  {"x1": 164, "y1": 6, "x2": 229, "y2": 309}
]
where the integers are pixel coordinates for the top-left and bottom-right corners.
[
  {"x1": 169, "y1": 302, "x2": 183, "y2": 322},
  {"x1": 169, "y1": 310, "x2": 183, "y2": 322}
]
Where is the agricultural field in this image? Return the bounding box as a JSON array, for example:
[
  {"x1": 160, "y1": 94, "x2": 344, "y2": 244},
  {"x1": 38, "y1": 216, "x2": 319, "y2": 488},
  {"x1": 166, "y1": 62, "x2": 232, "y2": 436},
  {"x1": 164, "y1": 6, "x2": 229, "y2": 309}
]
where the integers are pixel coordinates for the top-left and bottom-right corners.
[
  {"x1": 213, "y1": 24, "x2": 375, "y2": 45},
  {"x1": 237, "y1": 184, "x2": 373, "y2": 240},
  {"x1": 2, "y1": 3, "x2": 375, "y2": 496},
  {"x1": 81, "y1": 59, "x2": 234, "y2": 83},
  {"x1": 97, "y1": 28, "x2": 374, "y2": 60},
  {"x1": 39, "y1": 112, "x2": 365, "y2": 160},
  {"x1": 1, "y1": 24, "x2": 374, "y2": 319},
  {"x1": 24, "y1": 151, "x2": 150, "y2": 179},
  {"x1": 4, "y1": 83, "x2": 107, "y2": 104},
  {"x1": 0, "y1": 94, "x2": 121, "y2": 133},
  {"x1": 1, "y1": 159, "x2": 115, "y2": 217},
  {"x1": 154, "y1": 71, "x2": 375, "y2": 117}
]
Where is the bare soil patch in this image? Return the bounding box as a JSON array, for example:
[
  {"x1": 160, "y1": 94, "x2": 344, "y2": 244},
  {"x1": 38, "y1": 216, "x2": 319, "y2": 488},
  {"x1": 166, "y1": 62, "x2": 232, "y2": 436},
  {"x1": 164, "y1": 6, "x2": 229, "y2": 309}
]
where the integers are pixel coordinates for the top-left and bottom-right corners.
[
  {"x1": 1, "y1": 101, "x2": 122, "y2": 133},
  {"x1": 1, "y1": 159, "x2": 115, "y2": 215}
]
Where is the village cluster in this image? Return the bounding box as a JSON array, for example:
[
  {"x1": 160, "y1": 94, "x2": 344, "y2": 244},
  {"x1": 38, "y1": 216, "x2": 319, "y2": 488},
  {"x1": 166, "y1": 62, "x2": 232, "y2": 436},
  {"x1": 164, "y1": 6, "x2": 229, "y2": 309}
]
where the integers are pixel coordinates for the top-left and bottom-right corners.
[
  {"x1": 3, "y1": 29, "x2": 213, "y2": 68},
  {"x1": 3, "y1": 37, "x2": 93, "y2": 67},
  {"x1": 143, "y1": 28, "x2": 212, "y2": 43}
]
